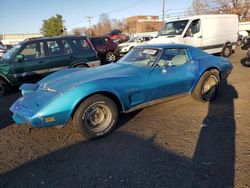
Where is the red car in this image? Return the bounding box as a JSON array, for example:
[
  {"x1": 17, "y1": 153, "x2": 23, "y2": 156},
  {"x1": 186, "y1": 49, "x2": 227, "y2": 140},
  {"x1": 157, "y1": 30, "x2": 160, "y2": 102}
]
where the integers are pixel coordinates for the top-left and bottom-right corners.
[
  {"x1": 90, "y1": 36, "x2": 119, "y2": 63},
  {"x1": 106, "y1": 29, "x2": 129, "y2": 44}
]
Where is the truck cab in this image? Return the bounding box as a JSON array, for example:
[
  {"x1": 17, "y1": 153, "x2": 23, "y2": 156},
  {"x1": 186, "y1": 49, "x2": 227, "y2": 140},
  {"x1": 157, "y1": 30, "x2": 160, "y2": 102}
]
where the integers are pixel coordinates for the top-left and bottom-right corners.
[{"x1": 149, "y1": 14, "x2": 239, "y2": 57}]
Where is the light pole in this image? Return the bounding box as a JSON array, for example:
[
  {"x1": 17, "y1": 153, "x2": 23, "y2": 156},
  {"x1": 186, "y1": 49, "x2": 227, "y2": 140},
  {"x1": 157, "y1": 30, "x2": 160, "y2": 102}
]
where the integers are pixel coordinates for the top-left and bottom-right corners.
[
  {"x1": 162, "y1": 0, "x2": 165, "y2": 22},
  {"x1": 86, "y1": 16, "x2": 93, "y2": 37}
]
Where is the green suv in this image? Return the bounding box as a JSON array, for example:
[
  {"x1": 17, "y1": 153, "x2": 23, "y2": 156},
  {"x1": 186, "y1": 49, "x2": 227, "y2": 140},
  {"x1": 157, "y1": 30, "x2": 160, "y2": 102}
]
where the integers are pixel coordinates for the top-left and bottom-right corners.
[{"x1": 0, "y1": 35, "x2": 100, "y2": 96}]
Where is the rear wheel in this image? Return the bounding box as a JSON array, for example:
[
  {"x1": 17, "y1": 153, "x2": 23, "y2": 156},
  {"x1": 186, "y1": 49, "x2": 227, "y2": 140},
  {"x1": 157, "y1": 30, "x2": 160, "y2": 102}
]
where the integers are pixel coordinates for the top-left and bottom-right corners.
[
  {"x1": 221, "y1": 44, "x2": 232, "y2": 57},
  {"x1": 73, "y1": 94, "x2": 118, "y2": 139},
  {"x1": 0, "y1": 80, "x2": 8, "y2": 97},
  {"x1": 192, "y1": 70, "x2": 220, "y2": 102},
  {"x1": 106, "y1": 52, "x2": 117, "y2": 63}
]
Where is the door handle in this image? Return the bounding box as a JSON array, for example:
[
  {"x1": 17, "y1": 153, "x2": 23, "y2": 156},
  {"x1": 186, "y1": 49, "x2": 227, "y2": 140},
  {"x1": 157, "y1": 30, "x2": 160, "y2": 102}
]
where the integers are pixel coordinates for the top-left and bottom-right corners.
[
  {"x1": 38, "y1": 60, "x2": 44, "y2": 64},
  {"x1": 198, "y1": 35, "x2": 203, "y2": 39}
]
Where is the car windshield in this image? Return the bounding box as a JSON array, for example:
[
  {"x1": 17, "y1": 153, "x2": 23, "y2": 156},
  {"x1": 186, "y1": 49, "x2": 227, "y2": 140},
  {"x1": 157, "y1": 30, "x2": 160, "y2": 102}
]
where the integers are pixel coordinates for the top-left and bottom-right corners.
[
  {"x1": 118, "y1": 48, "x2": 161, "y2": 67},
  {"x1": 1, "y1": 44, "x2": 21, "y2": 62},
  {"x1": 158, "y1": 20, "x2": 189, "y2": 36}
]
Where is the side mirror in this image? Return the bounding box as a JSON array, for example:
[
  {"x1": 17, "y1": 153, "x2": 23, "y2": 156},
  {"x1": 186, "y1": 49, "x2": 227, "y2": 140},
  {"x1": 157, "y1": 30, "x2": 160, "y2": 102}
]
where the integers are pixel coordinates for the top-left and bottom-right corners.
[
  {"x1": 185, "y1": 29, "x2": 193, "y2": 38},
  {"x1": 15, "y1": 54, "x2": 24, "y2": 62}
]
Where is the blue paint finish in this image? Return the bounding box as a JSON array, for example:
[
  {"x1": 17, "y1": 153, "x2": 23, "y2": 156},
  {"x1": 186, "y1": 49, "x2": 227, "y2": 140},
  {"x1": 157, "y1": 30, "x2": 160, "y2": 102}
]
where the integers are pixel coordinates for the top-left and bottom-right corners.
[{"x1": 10, "y1": 44, "x2": 233, "y2": 128}]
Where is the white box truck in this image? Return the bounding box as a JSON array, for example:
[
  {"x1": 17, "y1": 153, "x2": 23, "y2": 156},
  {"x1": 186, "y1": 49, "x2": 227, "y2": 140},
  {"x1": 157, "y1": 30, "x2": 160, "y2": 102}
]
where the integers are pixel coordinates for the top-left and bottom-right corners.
[{"x1": 148, "y1": 14, "x2": 239, "y2": 57}]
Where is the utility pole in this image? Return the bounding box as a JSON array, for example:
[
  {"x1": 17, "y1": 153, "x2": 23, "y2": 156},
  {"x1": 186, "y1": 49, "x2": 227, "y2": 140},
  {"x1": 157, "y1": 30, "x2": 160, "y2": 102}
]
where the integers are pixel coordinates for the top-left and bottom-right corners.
[
  {"x1": 85, "y1": 16, "x2": 93, "y2": 37},
  {"x1": 162, "y1": 0, "x2": 165, "y2": 23}
]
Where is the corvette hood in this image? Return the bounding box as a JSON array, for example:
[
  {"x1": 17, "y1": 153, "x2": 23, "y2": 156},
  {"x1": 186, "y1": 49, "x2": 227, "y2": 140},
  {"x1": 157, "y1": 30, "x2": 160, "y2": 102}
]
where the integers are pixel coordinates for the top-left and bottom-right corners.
[{"x1": 37, "y1": 63, "x2": 147, "y2": 93}]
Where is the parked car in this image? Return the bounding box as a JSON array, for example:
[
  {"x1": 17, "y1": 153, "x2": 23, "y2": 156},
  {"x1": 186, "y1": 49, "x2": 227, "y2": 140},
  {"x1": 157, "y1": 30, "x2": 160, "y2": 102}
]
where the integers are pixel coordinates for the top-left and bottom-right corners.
[
  {"x1": 106, "y1": 29, "x2": 129, "y2": 44},
  {"x1": 0, "y1": 35, "x2": 100, "y2": 96},
  {"x1": 149, "y1": 14, "x2": 239, "y2": 57},
  {"x1": 0, "y1": 42, "x2": 7, "y2": 58},
  {"x1": 10, "y1": 44, "x2": 232, "y2": 139},
  {"x1": 241, "y1": 37, "x2": 250, "y2": 66},
  {"x1": 90, "y1": 36, "x2": 118, "y2": 63},
  {"x1": 118, "y1": 36, "x2": 153, "y2": 55}
]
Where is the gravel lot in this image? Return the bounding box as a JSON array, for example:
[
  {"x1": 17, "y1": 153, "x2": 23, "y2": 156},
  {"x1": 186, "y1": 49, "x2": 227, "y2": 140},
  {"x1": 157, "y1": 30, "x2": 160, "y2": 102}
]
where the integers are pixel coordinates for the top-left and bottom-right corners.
[{"x1": 0, "y1": 48, "x2": 249, "y2": 187}]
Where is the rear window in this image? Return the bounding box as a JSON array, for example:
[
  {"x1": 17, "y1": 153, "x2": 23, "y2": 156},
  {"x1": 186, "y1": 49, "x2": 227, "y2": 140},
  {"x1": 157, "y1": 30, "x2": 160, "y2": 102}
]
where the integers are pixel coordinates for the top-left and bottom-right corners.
[
  {"x1": 90, "y1": 38, "x2": 105, "y2": 46},
  {"x1": 71, "y1": 39, "x2": 91, "y2": 51}
]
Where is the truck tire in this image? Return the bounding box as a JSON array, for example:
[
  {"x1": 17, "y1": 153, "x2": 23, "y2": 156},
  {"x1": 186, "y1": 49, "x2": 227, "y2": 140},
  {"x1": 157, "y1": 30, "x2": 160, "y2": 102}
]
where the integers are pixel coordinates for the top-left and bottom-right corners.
[
  {"x1": 192, "y1": 70, "x2": 220, "y2": 102},
  {"x1": 73, "y1": 94, "x2": 118, "y2": 139},
  {"x1": 0, "y1": 80, "x2": 8, "y2": 97},
  {"x1": 221, "y1": 44, "x2": 232, "y2": 57}
]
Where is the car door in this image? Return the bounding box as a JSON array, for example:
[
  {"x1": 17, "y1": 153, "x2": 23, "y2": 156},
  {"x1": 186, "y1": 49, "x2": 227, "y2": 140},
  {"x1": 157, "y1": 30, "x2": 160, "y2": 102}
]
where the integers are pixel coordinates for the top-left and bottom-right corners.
[
  {"x1": 10, "y1": 41, "x2": 50, "y2": 83},
  {"x1": 45, "y1": 39, "x2": 73, "y2": 73},
  {"x1": 184, "y1": 19, "x2": 202, "y2": 48},
  {"x1": 71, "y1": 38, "x2": 99, "y2": 63},
  {"x1": 148, "y1": 48, "x2": 197, "y2": 101}
]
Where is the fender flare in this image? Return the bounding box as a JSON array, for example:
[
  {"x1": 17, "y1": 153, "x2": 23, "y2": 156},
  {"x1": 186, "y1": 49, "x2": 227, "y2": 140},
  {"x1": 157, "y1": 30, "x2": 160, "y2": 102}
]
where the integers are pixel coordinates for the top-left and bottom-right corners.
[{"x1": 0, "y1": 74, "x2": 11, "y2": 84}]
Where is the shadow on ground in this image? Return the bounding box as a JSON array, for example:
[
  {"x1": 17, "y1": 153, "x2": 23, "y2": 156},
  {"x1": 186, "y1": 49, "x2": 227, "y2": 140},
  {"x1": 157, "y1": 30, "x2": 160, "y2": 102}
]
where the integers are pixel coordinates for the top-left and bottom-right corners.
[
  {"x1": 0, "y1": 90, "x2": 20, "y2": 129},
  {"x1": 0, "y1": 81, "x2": 237, "y2": 187}
]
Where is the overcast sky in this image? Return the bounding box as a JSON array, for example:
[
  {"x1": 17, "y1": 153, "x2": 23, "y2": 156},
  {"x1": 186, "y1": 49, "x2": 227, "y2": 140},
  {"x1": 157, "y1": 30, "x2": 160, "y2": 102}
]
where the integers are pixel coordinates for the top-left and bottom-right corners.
[{"x1": 0, "y1": 0, "x2": 192, "y2": 34}]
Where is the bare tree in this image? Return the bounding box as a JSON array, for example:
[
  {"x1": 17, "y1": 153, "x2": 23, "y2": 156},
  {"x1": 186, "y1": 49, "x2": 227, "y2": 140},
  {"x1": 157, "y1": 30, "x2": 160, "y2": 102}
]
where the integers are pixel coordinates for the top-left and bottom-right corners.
[
  {"x1": 71, "y1": 14, "x2": 129, "y2": 37},
  {"x1": 209, "y1": 0, "x2": 250, "y2": 21},
  {"x1": 71, "y1": 27, "x2": 88, "y2": 36},
  {"x1": 188, "y1": 0, "x2": 210, "y2": 15},
  {"x1": 99, "y1": 13, "x2": 112, "y2": 34}
]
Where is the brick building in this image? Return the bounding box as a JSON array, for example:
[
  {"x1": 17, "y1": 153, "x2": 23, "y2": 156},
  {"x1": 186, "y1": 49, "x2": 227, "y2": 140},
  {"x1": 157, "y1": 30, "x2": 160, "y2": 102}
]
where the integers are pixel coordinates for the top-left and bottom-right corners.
[{"x1": 126, "y1": 16, "x2": 163, "y2": 34}]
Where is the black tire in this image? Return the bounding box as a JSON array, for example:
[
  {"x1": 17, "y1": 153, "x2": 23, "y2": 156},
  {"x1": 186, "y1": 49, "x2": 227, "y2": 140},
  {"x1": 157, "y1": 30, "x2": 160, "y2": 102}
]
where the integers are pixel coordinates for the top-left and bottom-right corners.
[
  {"x1": 221, "y1": 44, "x2": 232, "y2": 57},
  {"x1": 106, "y1": 52, "x2": 117, "y2": 63},
  {"x1": 192, "y1": 70, "x2": 220, "y2": 102},
  {"x1": 237, "y1": 39, "x2": 243, "y2": 46},
  {"x1": 0, "y1": 80, "x2": 8, "y2": 97},
  {"x1": 73, "y1": 94, "x2": 118, "y2": 139}
]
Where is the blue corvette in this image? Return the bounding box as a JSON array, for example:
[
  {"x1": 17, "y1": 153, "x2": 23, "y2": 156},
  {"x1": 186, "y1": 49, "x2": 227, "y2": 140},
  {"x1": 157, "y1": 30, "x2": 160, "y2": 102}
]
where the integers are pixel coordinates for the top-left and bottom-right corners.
[{"x1": 10, "y1": 44, "x2": 232, "y2": 139}]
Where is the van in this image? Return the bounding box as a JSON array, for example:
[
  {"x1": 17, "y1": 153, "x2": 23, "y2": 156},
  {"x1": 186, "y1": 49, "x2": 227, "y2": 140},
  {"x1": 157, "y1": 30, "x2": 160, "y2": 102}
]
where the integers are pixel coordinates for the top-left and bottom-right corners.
[{"x1": 148, "y1": 14, "x2": 239, "y2": 57}]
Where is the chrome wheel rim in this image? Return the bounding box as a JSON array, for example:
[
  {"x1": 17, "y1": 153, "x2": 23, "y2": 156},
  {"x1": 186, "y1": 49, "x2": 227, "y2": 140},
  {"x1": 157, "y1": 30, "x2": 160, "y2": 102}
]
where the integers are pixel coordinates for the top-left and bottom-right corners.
[
  {"x1": 107, "y1": 53, "x2": 116, "y2": 62},
  {"x1": 224, "y1": 47, "x2": 230, "y2": 57},
  {"x1": 202, "y1": 75, "x2": 218, "y2": 100},
  {"x1": 84, "y1": 103, "x2": 112, "y2": 131}
]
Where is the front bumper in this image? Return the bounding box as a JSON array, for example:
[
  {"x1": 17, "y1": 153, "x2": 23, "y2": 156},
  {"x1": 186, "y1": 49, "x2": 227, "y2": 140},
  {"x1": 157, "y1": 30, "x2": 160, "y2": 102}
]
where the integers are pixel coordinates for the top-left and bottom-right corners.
[{"x1": 10, "y1": 98, "x2": 44, "y2": 127}]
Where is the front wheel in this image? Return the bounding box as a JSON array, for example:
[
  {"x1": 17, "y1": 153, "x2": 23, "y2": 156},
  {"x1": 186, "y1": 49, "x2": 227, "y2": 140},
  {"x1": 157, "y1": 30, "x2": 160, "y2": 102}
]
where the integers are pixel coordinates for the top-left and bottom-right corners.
[
  {"x1": 73, "y1": 94, "x2": 118, "y2": 139},
  {"x1": 221, "y1": 44, "x2": 232, "y2": 57},
  {"x1": 192, "y1": 70, "x2": 220, "y2": 102}
]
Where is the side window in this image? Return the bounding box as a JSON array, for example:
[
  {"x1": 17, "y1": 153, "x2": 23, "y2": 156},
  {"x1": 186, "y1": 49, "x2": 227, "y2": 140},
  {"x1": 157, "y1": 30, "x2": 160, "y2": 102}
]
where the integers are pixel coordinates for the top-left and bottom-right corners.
[
  {"x1": 19, "y1": 42, "x2": 37, "y2": 60},
  {"x1": 186, "y1": 19, "x2": 201, "y2": 36},
  {"x1": 18, "y1": 42, "x2": 46, "y2": 60},
  {"x1": 62, "y1": 40, "x2": 73, "y2": 54},
  {"x1": 158, "y1": 48, "x2": 189, "y2": 67},
  {"x1": 72, "y1": 39, "x2": 91, "y2": 51},
  {"x1": 47, "y1": 40, "x2": 63, "y2": 56}
]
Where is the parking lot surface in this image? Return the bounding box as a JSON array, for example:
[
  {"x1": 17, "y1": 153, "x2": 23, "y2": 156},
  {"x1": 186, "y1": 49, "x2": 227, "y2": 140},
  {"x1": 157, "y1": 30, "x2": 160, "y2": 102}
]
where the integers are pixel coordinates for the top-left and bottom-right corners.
[{"x1": 0, "y1": 48, "x2": 249, "y2": 187}]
